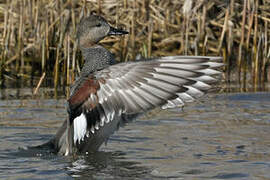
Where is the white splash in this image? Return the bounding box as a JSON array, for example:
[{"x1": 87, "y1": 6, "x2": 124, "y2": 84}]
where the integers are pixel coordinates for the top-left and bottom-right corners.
[{"x1": 73, "y1": 113, "x2": 87, "y2": 144}]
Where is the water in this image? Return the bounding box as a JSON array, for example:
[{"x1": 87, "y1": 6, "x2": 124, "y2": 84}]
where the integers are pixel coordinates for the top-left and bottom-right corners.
[{"x1": 0, "y1": 89, "x2": 270, "y2": 179}]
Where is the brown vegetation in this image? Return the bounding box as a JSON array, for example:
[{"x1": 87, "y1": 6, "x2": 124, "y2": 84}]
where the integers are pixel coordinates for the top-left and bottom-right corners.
[{"x1": 0, "y1": 0, "x2": 269, "y2": 92}]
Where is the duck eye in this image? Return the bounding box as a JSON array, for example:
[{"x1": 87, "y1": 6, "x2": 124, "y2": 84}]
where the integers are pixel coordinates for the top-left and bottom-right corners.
[{"x1": 96, "y1": 23, "x2": 102, "y2": 27}]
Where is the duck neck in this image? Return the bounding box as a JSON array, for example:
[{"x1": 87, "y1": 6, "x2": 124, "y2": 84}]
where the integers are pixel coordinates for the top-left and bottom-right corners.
[{"x1": 80, "y1": 45, "x2": 115, "y2": 76}]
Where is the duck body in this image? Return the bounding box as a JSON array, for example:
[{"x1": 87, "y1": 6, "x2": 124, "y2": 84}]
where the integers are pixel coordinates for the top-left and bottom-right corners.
[{"x1": 38, "y1": 15, "x2": 223, "y2": 156}]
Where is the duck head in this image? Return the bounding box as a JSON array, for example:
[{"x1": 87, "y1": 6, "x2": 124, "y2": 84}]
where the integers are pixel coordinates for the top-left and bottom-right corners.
[{"x1": 77, "y1": 15, "x2": 128, "y2": 48}]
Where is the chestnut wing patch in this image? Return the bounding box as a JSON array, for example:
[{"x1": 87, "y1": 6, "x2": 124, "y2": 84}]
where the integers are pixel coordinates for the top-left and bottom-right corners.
[{"x1": 68, "y1": 78, "x2": 101, "y2": 113}]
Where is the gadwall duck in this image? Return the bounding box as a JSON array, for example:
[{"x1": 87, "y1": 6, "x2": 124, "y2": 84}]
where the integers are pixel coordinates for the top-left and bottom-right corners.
[{"x1": 38, "y1": 15, "x2": 223, "y2": 155}]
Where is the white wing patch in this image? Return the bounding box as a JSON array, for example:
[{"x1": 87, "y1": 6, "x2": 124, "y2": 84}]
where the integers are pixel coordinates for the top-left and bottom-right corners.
[{"x1": 73, "y1": 113, "x2": 87, "y2": 144}]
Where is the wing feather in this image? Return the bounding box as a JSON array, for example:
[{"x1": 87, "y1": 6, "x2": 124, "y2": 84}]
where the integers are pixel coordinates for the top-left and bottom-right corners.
[{"x1": 68, "y1": 56, "x2": 223, "y2": 143}]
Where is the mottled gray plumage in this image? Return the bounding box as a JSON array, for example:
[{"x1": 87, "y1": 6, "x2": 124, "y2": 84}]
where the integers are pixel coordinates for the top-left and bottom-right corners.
[
  {"x1": 80, "y1": 46, "x2": 115, "y2": 76},
  {"x1": 70, "y1": 45, "x2": 115, "y2": 96},
  {"x1": 34, "y1": 15, "x2": 223, "y2": 156}
]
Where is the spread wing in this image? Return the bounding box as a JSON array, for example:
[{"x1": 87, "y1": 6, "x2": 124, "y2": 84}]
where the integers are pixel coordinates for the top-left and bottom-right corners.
[{"x1": 68, "y1": 56, "x2": 223, "y2": 144}]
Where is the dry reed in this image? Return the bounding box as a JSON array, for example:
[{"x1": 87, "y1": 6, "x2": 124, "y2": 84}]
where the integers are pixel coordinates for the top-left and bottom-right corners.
[{"x1": 0, "y1": 0, "x2": 269, "y2": 92}]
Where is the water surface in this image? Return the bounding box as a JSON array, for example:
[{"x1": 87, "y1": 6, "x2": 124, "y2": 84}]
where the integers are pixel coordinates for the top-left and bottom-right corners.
[{"x1": 0, "y1": 89, "x2": 269, "y2": 179}]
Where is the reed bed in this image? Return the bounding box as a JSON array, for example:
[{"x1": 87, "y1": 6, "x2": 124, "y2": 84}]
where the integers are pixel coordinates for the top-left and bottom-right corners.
[{"x1": 0, "y1": 0, "x2": 269, "y2": 92}]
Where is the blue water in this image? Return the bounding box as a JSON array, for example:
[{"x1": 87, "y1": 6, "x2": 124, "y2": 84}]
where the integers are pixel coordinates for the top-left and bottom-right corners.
[{"x1": 0, "y1": 89, "x2": 270, "y2": 179}]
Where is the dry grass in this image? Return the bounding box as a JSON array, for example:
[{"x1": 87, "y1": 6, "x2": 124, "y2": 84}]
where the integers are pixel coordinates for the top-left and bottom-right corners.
[{"x1": 0, "y1": 0, "x2": 269, "y2": 91}]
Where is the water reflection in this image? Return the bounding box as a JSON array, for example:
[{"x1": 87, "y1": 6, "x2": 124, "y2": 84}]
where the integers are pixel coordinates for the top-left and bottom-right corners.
[
  {"x1": 7, "y1": 147, "x2": 152, "y2": 179},
  {"x1": 222, "y1": 81, "x2": 270, "y2": 93},
  {"x1": 67, "y1": 152, "x2": 151, "y2": 179},
  {"x1": 1, "y1": 79, "x2": 270, "y2": 100},
  {"x1": 0, "y1": 89, "x2": 269, "y2": 179}
]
